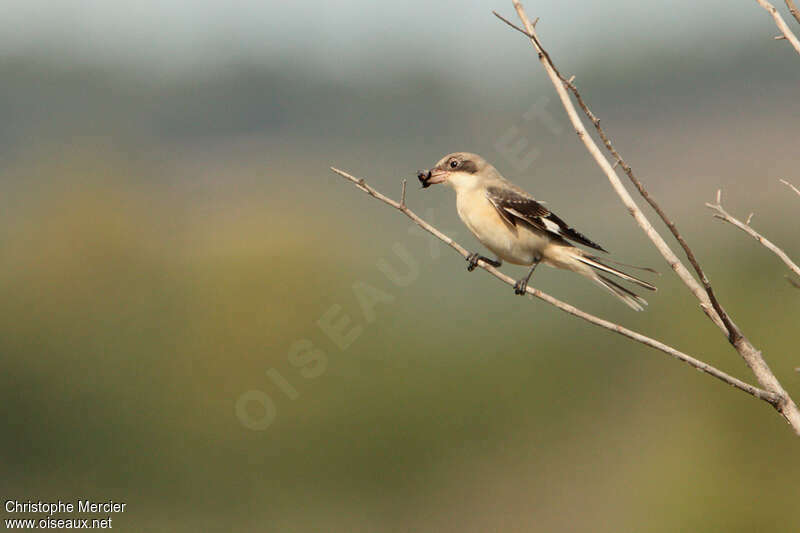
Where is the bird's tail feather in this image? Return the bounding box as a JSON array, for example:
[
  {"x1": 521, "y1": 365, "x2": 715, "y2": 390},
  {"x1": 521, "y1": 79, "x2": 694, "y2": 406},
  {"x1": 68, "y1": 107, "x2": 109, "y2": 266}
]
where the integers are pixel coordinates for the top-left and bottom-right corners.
[
  {"x1": 575, "y1": 255, "x2": 657, "y2": 291},
  {"x1": 593, "y1": 274, "x2": 648, "y2": 311}
]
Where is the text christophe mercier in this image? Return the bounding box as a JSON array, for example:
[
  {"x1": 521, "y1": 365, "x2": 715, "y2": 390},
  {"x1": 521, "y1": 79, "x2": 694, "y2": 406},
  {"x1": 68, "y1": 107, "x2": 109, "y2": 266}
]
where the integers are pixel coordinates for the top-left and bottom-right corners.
[{"x1": 5, "y1": 500, "x2": 126, "y2": 528}]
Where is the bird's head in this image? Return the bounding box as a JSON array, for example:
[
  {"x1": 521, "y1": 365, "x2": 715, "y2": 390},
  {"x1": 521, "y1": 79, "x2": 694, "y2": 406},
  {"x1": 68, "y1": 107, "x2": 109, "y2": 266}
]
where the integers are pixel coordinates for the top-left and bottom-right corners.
[{"x1": 417, "y1": 152, "x2": 493, "y2": 191}]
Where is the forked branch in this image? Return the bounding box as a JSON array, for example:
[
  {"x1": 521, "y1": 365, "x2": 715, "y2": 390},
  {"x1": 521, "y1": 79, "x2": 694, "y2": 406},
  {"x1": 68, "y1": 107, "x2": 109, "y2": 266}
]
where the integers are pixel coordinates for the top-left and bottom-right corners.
[
  {"x1": 756, "y1": 0, "x2": 800, "y2": 54},
  {"x1": 706, "y1": 190, "x2": 800, "y2": 279}
]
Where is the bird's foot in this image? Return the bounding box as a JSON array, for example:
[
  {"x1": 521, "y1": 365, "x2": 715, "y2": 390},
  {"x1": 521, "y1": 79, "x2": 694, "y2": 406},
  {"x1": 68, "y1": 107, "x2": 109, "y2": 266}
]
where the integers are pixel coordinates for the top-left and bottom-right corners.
[
  {"x1": 466, "y1": 253, "x2": 480, "y2": 272},
  {"x1": 514, "y1": 278, "x2": 528, "y2": 295},
  {"x1": 466, "y1": 253, "x2": 500, "y2": 272}
]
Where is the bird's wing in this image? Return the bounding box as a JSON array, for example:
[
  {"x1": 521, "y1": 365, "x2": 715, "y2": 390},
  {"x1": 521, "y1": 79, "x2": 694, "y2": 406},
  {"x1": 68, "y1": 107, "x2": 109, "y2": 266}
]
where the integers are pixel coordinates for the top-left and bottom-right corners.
[{"x1": 486, "y1": 186, "x2": 608, "y2": 252}]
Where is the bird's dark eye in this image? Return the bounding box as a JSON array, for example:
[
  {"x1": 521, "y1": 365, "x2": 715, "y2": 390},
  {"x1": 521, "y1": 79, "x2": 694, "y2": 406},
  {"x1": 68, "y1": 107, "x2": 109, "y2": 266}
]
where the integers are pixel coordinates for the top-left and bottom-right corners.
[{"x1": 449, "y1": 160, "x2": 459, "y2": 169}]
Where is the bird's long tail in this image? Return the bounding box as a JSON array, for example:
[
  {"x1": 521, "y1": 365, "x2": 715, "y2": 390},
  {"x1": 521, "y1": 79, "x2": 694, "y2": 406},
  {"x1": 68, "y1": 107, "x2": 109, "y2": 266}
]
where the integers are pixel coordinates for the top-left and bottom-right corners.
[
  {"x1": 593, "y1": 274, "x2": 649, "y2": 311},
  {"x1": 574, "y1": 254, "x2": 657, "y2": 311}
]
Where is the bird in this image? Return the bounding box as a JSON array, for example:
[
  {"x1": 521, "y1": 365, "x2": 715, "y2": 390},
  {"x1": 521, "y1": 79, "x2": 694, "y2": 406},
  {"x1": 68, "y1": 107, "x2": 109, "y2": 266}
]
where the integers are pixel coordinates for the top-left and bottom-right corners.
[{"x1": 417, "y1": 152, "x2": 656, "y2": 310}]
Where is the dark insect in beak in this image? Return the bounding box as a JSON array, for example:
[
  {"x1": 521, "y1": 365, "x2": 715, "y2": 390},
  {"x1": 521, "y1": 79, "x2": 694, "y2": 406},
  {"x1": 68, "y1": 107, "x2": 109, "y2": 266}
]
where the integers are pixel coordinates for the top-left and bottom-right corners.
[{"x1": 417, "y1": 169, "x2": 432, "y2": 188}]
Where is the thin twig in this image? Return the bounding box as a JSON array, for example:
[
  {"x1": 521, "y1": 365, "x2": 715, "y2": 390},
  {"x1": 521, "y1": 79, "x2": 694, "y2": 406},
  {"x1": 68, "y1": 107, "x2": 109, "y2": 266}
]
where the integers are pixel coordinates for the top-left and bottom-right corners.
[
  {"x1": 785, "y1": 0, "x2": 800, "y2": 25},
  {"x1": 400, "y1": 179, "x2": 407, "y2": 207},
  {"x1": 499, "y1": 1, "x2": 800, "y2": 435},
  {"x1": 330, "y1": 166, "x2": 778, "y2": 406},
  {"x1": 706, "y1": 191, "x2": 800, "y2": 279},
  {"x1": 756, "y1": 0, "x2": 800, "y2": 55},
  {"x1": 780, "y1": 179, "x2": 800, "y2": 197}
]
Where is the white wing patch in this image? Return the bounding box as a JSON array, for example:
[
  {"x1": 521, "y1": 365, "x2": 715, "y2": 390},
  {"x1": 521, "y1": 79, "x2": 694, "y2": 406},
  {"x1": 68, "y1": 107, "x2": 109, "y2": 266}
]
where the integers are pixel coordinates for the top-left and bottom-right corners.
[
  {"x1": 504, "y1": 206, "x2": 561, "y2": 235},
  {"x1": 541, "y1": 217, "x2": 562, "y2": 234}
]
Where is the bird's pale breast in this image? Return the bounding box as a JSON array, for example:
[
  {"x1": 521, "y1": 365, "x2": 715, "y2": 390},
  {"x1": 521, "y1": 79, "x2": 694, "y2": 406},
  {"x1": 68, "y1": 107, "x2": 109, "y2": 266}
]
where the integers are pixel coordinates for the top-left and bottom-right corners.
[{"x1": 456, "y1": 190, "x2": 546, "y2": 265}]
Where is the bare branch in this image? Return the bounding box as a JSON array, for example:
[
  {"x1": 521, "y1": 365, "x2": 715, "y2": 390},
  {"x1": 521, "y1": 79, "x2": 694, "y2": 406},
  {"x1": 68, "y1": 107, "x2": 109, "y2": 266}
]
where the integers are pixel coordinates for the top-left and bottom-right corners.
[
  {"x1": 780, "y1": 178, "x2": 800, "y2": 197},
  {"x1": 785, "y1": 0, "x2": 800, "y2": 25},
  {"x1": 400, "y1": 179, "x2": 407, "y2": 207},
  {"x1": 498, "y1": 1, "x2": 800, "y2": 434},
  {"x1": 756, "y1": 0, "x2": 800, "y2": 55},
  {"x1": 330, "y1": 166, "x2": 779, "y2": 407},
  {"x1": 706, "y1": 191, "x2": 800, "y2": 279}
]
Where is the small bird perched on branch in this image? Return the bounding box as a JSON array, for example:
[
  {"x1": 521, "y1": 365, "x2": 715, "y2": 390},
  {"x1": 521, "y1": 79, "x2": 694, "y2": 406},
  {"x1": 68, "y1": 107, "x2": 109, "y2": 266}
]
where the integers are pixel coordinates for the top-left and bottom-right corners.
[{"x1": 417, "y1": 152, "x2": 656, "y2": 310}]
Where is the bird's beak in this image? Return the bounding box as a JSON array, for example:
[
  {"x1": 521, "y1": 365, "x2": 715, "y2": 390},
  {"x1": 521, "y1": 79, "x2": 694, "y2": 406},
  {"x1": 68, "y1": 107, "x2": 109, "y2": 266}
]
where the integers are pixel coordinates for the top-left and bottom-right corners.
[{"x1": 417, "y1": 168, "x2": 447, "y2": 189}]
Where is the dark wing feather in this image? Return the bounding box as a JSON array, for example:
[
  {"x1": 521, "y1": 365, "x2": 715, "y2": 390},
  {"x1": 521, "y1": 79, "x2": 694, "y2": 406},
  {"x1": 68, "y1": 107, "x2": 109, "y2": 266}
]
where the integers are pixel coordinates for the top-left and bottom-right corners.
[{"x1": 486, "y1": 186, "x2": 607, "y2": 252}]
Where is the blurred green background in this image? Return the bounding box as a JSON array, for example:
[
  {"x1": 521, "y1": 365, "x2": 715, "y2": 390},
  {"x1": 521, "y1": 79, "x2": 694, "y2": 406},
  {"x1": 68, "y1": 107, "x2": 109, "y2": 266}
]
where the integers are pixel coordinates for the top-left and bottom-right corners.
[{"x1": 1, "y1": 1, "x2": 799, "y2": 531}]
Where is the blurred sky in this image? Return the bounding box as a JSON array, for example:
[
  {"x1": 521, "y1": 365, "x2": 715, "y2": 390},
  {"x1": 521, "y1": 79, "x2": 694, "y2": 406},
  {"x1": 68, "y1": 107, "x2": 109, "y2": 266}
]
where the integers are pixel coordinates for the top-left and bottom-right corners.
[{"x1": 0, "y1": 0, "x2": 784, "y2": 82}]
